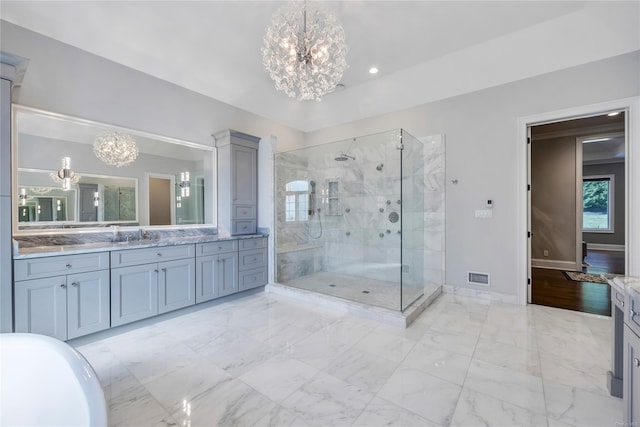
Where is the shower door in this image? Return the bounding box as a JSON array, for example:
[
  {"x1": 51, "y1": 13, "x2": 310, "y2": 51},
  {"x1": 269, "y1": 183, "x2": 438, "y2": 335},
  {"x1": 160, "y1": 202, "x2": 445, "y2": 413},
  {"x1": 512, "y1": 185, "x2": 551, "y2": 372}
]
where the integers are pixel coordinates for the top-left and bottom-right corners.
[{"x1": 401, "y1": 129, "x2": 425, "y2": 311}]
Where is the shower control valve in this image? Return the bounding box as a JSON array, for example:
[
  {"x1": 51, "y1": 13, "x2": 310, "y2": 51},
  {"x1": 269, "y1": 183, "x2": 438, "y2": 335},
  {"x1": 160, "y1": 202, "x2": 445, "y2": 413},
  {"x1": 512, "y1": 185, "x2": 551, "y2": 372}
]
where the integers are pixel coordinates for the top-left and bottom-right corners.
[
  {"x1": 379, "y1": 233, "x2": 385, "y2": 238},
  {"x1": 379, "y1": 208, "x2": 384, "y2": 212}
]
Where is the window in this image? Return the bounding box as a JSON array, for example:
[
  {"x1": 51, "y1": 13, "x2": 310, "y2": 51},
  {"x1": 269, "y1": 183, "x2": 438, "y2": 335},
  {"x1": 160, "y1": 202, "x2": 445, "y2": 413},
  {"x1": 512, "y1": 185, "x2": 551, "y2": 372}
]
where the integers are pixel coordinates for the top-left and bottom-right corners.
[
  {"x1": 285, "y1": 180, "x2": 309, "y2": 222},
  {"x1": 583, "y1": 175, "x2": 614, "y2": 232}
]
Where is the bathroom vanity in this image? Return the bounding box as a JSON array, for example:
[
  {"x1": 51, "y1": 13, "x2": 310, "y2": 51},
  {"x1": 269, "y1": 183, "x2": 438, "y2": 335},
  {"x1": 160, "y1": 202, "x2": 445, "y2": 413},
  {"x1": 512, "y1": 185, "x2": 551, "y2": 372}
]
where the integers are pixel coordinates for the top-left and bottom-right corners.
[
  {"x1": 607, "y1": 275, "x2": 640, "y2": 425},
  {"x1": 13, "y1": 233, "x2": 268, "y2": 340}
]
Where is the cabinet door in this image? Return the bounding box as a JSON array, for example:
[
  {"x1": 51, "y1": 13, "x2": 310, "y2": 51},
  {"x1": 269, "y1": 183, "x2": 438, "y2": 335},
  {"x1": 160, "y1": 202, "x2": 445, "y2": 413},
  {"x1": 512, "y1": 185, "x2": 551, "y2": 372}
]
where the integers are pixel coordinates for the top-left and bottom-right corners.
[
  {"x1": 196, "y1": 255, "x2": 219, "y2": 303},
  {"x1": 158, "y1": 258, "x2": 196, "y2": 314},
  {"x1": 218, "y1": 252, "x2": 238, "y2": 297},
  {"x1": 67, "y1": 270, "x2": 110, "y2": 339},
  {"x1": 624, "y1": 326, "x2": 640, "y2": 425},
  {"x1": 111, "y1": 264, "x2": 158, "y2": 327},
  {"x1": 231, "y1": 144, "x2": 257, "y2": 206},
  {"x1": 14, "y1": 276, "x2": 67, "y2": 341}
]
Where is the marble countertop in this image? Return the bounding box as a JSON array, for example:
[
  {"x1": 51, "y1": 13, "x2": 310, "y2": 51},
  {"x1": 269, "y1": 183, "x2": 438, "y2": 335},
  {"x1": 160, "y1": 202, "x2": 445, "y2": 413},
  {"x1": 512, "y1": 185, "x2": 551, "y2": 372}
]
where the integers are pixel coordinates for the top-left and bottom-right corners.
[
  {"x1": 14, "y1": 234, "x2": 267, "y2": 259},
  {"x1": 607, "y1": 275, "x2": 640, "y2": 298}
]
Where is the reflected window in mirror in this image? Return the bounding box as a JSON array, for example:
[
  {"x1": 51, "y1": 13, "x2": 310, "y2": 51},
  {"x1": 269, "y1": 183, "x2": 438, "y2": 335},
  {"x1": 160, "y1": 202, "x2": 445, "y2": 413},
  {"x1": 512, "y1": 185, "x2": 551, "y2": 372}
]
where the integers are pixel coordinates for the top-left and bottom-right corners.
[{"x1": 285, "y1": 180, "x2": 309, "y2": 222}]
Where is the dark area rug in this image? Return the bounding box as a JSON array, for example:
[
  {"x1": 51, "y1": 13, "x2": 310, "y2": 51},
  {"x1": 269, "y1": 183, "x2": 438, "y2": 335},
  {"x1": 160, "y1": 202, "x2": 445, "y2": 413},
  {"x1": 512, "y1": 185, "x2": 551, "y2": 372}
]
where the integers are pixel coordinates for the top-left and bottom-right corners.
[{"x1": 563, "y1": 271, "x2": 609, "y2": 284}]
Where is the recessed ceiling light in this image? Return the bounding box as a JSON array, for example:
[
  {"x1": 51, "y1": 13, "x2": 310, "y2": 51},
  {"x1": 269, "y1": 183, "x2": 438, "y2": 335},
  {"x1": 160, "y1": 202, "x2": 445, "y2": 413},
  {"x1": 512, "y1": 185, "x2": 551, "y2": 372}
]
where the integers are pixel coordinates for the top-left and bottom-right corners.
[
  {"x1": 582, "y1": 137, "x2": 612, "y2": 144},
  {"x1": 369, "y1": 67, "x2": 379, "y2": 74},
  {"x1": 607, "y1": 111, "x2": 620, "y2": 116}
]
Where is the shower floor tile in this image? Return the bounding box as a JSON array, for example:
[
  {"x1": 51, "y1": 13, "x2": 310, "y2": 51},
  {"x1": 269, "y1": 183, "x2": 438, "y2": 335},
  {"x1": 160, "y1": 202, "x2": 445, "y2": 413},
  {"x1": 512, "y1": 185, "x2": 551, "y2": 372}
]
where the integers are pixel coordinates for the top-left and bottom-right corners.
[{"x1": 282, "y1": 271, "x2": 421, "y2": 311}]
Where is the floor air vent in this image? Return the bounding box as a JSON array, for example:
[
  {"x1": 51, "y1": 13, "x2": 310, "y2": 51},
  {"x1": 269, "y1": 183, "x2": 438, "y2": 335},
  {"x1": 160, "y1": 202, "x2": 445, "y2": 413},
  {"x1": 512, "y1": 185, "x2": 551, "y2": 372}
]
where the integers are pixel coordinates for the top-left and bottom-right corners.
[{"x1": 468, "y1": 271, "x2": 490, "y2": 285}]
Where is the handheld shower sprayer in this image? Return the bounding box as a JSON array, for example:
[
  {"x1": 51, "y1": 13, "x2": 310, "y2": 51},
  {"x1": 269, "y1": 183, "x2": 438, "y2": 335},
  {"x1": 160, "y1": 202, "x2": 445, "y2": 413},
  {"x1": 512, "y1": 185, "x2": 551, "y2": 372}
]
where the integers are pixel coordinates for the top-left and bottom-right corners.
[{"x1": 308, "y1": 180, "x2": 316, "y2": 216}]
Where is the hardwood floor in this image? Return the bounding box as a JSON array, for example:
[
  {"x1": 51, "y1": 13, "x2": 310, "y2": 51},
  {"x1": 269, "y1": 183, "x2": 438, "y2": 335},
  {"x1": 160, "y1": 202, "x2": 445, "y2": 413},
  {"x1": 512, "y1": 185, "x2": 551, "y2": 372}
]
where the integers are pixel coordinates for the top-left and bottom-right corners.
[{"x1": 531, "y1": 250, "x2": 624, "y2": 317}]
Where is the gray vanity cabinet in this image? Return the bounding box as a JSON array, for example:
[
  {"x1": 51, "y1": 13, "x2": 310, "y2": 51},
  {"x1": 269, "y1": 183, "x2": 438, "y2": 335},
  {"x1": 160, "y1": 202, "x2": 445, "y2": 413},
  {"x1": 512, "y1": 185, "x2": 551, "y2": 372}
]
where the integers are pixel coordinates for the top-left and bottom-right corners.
[
  {"x1": 214, "y1": 130, "x2": 260, "y2": 235},
  {"x1": 624, "y1": 325, "x2": 640, "y2": 424},
  {"x1": 238, "y1": 237, "x2": 268, "y2": 291},
  {"x1": 14, "y1": 252, "x2": 110, "y2": 340},
  {"x1": 196, "y1": 240, "x2": 238, "y2": 302},
  {"x1": 110, "y1": 245, "x2": 195, "y2": 327}
]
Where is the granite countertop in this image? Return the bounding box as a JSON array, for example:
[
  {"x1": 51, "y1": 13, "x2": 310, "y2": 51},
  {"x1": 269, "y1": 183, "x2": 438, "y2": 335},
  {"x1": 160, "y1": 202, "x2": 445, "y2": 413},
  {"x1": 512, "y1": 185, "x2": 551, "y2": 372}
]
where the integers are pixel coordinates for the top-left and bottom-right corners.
[
  {"x1": 607, "y1": 275, "x2": 640, "y2": 298},
  {"x1": 14, "y1": 234, "x2": 267, "y2": 259}
]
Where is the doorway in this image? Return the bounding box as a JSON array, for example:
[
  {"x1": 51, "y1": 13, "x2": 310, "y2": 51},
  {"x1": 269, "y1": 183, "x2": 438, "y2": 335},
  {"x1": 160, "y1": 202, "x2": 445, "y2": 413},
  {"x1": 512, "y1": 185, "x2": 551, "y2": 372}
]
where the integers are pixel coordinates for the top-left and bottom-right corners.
[
  {"x1": 528, "y1": 112, "x2": 627, "y2": 315},
  {"x1": 148, "y1": 175, "x2": 174, "y2": 226}
]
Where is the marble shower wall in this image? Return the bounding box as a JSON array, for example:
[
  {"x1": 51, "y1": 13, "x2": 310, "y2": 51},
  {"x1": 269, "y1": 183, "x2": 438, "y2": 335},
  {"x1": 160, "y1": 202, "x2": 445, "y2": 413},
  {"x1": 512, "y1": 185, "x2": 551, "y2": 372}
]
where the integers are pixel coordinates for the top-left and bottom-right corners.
[{"x1": 274, "y1": 130, "x2": 445, "y2": 299}]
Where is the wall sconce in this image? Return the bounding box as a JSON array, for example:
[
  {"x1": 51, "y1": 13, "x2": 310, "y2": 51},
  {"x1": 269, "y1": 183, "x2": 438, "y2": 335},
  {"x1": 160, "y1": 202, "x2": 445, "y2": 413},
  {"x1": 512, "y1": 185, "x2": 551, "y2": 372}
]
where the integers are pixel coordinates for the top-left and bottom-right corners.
[
  {"x1": 93, "y1": 192, "x2": 100, "y2": 207},
  {"x1": 57, "y1": 157, "x2": 75, "y2": 191},
  {"x1": 176, "y1": 196, "x2": 182, "y2": 208},
  {"x1": 178, "y1": 172, "x2": 190, "y2": 197},
  {"x1": 19, "y1": 188, "x2": 27, "y2": 206}
]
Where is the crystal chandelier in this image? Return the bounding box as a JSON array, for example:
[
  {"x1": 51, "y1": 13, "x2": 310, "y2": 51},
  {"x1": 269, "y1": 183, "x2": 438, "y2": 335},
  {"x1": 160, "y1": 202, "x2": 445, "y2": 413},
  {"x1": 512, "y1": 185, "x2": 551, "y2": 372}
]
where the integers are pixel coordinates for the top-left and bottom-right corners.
[
  {"x1": 262, "y1": 1, "x2": 348, "y2": 101},
  {"x1": 93, "y1": 132, "x2": 139, "y2": 167}
]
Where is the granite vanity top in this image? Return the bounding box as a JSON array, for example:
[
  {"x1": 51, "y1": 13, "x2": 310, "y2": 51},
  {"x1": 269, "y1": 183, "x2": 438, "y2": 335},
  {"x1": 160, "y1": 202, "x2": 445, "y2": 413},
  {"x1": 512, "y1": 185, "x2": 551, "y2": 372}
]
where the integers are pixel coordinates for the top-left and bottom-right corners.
[
  {"x1": 14, "y1": 233, "x2": 267, "y2": 259},
  {"x1": 607, "y1": 275, "x2": 640, "y2": 298}
]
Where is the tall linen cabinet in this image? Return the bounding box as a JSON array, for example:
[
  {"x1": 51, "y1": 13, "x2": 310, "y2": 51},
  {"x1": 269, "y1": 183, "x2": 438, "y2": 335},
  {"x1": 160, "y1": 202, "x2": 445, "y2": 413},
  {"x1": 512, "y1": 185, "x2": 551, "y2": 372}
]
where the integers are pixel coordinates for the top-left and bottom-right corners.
[{"x1": 214, "y1": 130, "x2": 260, "y2": 235}]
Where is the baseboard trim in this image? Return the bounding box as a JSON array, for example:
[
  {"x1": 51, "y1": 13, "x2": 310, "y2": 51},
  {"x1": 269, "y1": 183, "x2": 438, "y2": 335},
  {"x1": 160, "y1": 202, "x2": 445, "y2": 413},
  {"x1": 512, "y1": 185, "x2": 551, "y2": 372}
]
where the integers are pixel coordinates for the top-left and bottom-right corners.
[
  {"x1": 442, "y1": 285, "x2": 520, "y2": 305},
  {"x1": 531, "y1": 259, "x2": 579, "y2": 271},
  {"x1": 586, "y1": 243, "x2": 625, "y2": 252}
]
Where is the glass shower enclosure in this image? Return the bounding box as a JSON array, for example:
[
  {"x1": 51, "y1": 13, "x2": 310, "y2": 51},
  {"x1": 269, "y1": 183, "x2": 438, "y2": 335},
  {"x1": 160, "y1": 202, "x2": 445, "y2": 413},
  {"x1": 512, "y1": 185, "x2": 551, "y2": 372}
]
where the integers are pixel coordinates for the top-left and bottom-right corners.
[{"x1": 275, "y1": 129, "x2": 425, "y2": 311}]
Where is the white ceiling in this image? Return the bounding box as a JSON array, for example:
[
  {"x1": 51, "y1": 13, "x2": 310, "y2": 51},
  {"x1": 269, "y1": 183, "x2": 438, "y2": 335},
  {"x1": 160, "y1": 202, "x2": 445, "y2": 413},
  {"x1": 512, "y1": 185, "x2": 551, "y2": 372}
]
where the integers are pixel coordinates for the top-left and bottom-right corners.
[{"x1": 1, "y1": 1, "x2": 639, "y2": 132}]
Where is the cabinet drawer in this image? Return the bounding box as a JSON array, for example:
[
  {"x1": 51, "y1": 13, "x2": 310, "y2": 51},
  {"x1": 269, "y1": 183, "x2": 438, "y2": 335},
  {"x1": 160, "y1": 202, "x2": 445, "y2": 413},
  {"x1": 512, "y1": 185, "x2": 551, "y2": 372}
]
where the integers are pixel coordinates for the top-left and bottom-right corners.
[
  {"x1": 240, "y1": 237, "x2": 267, "y2": 250},
  {"x1": 232, "y1": 220, "x2": 256, "y2": 235},
  {"x1": 613, "y1": 289, "x2": 626, "y2": 310},
  {"x1": 239, "y1": 267, "x2": 268, "y2": 291},
  {"x1": 232, "y1": 205, "x2": 256, "y2": 220},
  {"x1": 14, "y1": 252, "x2": 110, "y2": 281},
  {"x1": 239, "y1": 248, "x2": 267, "y2": 271},
  {"x1": 197, "y1": 240, "x2": 238, "y2": 256},
  {"x1": 111, "y1": 244, "x2": 194, "y2": 267}
]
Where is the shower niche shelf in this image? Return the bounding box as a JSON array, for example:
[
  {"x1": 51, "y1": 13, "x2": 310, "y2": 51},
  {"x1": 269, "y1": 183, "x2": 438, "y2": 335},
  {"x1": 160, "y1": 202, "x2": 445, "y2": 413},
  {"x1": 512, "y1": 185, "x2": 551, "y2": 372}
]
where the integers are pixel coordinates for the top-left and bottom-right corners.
[{"x1": 324, "y1": 179, "x2": 342, "y2": 216}]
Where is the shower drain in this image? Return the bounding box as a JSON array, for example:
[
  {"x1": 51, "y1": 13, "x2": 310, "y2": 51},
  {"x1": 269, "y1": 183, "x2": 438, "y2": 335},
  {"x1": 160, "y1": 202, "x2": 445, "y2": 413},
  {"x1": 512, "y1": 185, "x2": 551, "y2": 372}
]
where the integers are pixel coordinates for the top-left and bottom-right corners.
[
  {"x1": 362, "y1": 290, "x2": 370, "y2": 294},
  {"x1": 329, "y1": 284, "x2": 336, "y2": 287}
]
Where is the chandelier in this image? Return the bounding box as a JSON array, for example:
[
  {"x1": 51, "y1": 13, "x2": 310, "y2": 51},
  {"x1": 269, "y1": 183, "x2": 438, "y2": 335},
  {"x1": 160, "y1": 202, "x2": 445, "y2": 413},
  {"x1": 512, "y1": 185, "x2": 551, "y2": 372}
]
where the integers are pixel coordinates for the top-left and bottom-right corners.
[
  {"x1": 262, "y1": 1, "x2": 348, "y2": 101},
  {"x1": 93, "y1": 132, "x2": 139, "y2": 167}
]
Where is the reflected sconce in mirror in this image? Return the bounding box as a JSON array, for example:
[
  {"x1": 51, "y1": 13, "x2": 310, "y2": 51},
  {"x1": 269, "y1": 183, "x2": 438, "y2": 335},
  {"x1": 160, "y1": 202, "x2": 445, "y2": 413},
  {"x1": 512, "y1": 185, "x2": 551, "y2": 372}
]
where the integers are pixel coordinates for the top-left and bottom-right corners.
[
  {"x1": 93, "y1": 192, "x2": 100, "y2": 207},
  {"x1": 54, "y1": 157, "x2": 76, "y2": 191},
  {"x1": 18, "y1": 188, "x2": 27, "y2": 206},
  {"x1": 176, "y1": 196, "x2": 182, "y2": 208},
  {"x1": 56, "y1": 199, "x2": 62, "y2": 211},
  {"x1": 179, "y1": 172, "x2": 190, "y2": 197}
]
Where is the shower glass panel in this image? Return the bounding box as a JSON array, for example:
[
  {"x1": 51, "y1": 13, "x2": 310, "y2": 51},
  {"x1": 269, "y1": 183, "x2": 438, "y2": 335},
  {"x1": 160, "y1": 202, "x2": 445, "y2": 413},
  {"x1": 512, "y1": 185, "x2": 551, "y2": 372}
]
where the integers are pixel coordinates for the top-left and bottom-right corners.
[{"x1": 275, "y1": 129, "x2": 425, "y2": 312}]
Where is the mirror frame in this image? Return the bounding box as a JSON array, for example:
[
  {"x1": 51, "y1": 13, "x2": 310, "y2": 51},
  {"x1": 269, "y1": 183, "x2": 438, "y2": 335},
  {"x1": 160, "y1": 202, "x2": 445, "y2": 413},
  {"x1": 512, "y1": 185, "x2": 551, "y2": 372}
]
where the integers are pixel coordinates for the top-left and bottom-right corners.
[{"x1": 12, "y1": 105, "x2": 217, "y2": 235}]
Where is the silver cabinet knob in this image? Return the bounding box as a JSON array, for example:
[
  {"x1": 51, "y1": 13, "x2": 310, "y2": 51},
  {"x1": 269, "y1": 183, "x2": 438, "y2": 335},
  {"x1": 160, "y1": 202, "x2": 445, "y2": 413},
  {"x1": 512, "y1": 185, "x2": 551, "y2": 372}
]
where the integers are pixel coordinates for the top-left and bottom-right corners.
[
  {"x1": 60, "y1": 284, "x2": 66, "y2": 288},
  {"x1": 154, "y1": 269, "x2": 159, "y2": 273},
  {"x1": 621, "y1": 301, "x2": 625, "y2": 307},
  {"x1": 161, "y1": 268, "x2": 167, "y2": 272},
  {"x1": 65, "y1": 263, "x2": 72, "y2": 268},
  {"x1": 71, "y1": 282, "x2": 79, "y2": 287},
  {"x1": 635, "y1": 358, "x2": 640, "y2": 367},
  {"x1": 630, "y1": 309, "x2": 638, "y2": 319},
  {"x1": 157, "y1": 253, "x2": 162, "y2": 257}
]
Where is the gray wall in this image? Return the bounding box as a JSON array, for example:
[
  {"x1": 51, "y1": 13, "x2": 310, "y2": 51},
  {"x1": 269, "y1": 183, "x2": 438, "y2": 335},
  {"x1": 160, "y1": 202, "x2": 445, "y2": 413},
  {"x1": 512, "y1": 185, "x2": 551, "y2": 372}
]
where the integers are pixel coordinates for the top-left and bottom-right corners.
[
  {"x1": 583, "y1": 162, "x2": 626, "y2": 246},
  {"x1": 303, "y1": 51, "x2": 640, "y2": 297},
  {"x1": 0, "y1": 20, "x2": 303, "y2": 159},
  {"x1": 530, "y1": 136, "x2": 577, "y2": 264}
]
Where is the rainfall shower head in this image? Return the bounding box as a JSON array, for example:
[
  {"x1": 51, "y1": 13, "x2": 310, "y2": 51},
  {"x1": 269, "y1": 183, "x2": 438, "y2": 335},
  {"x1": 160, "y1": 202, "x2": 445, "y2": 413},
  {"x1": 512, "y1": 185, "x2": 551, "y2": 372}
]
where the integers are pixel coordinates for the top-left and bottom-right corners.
[{"x1": 335, "y1": 153, "x2": 355, "y2": 161}]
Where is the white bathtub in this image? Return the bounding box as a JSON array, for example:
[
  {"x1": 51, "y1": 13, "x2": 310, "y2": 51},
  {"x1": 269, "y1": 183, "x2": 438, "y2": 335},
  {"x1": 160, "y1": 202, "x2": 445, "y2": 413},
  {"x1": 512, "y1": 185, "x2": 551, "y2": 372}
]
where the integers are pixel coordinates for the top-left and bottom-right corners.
[{"x1": 0, "y1": 333, "x2": 107, "y2": 426}]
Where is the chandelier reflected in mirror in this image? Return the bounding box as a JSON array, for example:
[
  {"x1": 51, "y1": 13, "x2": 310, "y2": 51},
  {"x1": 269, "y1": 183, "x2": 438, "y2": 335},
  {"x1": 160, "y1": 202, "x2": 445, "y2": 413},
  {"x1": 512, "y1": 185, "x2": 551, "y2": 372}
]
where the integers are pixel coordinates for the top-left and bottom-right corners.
[
  {"x1": 93, "y1": 132, "x2": 139, "y2": 168},
  {"x1": 262, "y1": 0, "x2": 348, "y2": 101}
]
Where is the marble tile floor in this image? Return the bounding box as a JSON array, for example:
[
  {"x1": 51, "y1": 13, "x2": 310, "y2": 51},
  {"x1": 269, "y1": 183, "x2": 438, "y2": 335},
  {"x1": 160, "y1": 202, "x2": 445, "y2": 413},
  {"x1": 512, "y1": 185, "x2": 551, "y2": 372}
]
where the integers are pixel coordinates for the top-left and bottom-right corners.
[
  {"x1": 71, "y1": 291, "x2": 623, "y2": 427},
  {"x1": 282, "y1": 271, "x2": 423, "y2": 311}
]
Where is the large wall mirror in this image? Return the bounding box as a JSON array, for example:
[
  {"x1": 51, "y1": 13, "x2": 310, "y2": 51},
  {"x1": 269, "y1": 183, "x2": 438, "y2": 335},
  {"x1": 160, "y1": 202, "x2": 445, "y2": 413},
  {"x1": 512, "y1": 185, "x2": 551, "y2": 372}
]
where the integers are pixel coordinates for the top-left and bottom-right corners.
[{"x1": 13, "y1": 106, "x2": 215, "y2": 232}]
